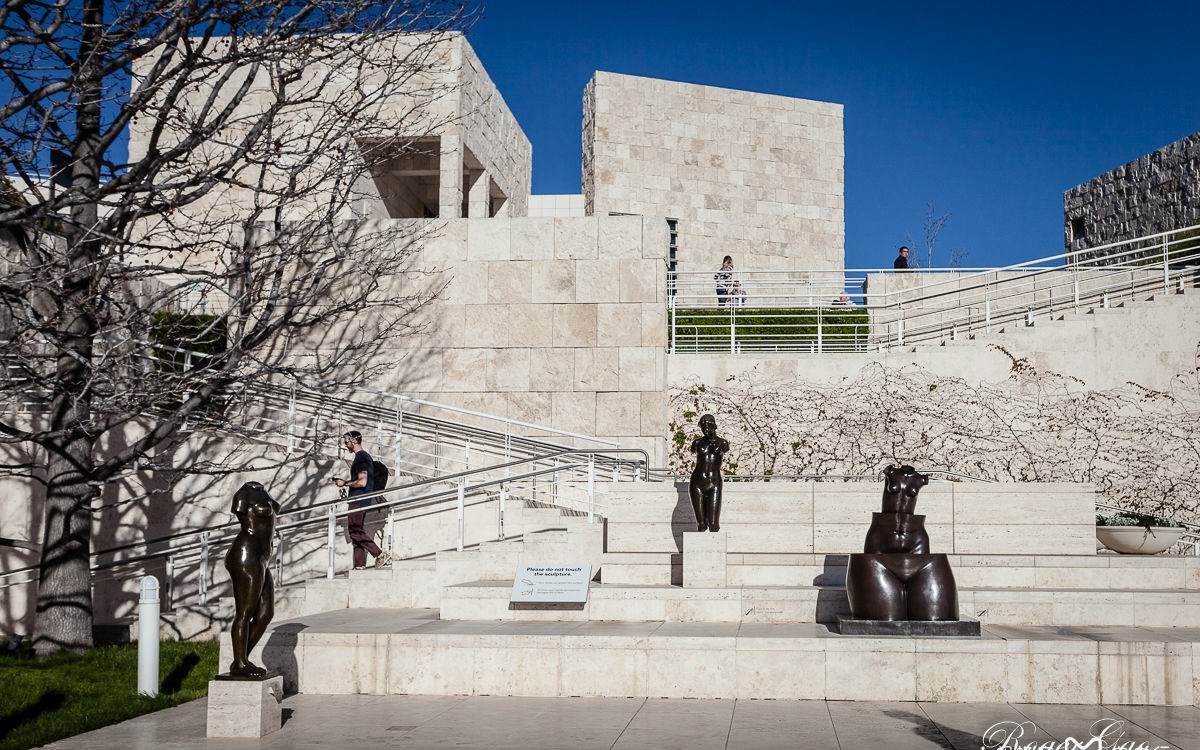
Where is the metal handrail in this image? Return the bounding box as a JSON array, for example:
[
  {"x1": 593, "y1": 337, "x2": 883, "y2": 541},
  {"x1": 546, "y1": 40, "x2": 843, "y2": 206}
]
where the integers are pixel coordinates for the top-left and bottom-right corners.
[
  {"x1": 668, "y1": 224, "x2": 1200, "y2": 353},
  {"x1": 0, "y1": 447, "x2": 649, "y2": 593}
]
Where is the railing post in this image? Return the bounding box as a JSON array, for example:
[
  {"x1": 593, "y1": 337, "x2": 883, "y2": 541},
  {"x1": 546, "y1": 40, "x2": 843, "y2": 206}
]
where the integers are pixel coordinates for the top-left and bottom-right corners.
[
  {"x1": 286, "y1": 381, "x2": 297, "y2": 455},
  {"x1": 163, "y1": 556, "x2": 174, "y2": 610},
  {"x1": 1071, "y1": 251, "x2": 1080, "y2": 310},
  {"x1": 729, "y1": 306, "x2": 736, "y2": 353},
  {"x1": 385, "y1": 510, "x2": 395, "y2": 556},
  {"x1": 552, "y1": 457, "x2": 560, "y2": 504},
  {"x1": 198, "y1": 532, "x2": 209, "y2": 606},
  {"x1": 587, "y1": 454, "x2": 596, "y2": 523},
  {"x1": 668, "y1": 294, "x2": 676, "y2": 354},
  {"x1": 816, "y1": 306, "x2": 823, "y2": 352},
  {"x1": 456, "y1": 480, "x2": 466, "y2": 552},
  {"x1": 984, "y1": 299, "x2": 991, "y2": 331},
  {"x1": 1163, "y1": 234, "x2": 1171, "y2": 294},
  {"x1": 394, "y1": 395, "x2": 404, "y2": 466},
  {"x1": 896, "y1": 316, "x2": 904, "y2": 347},
  {"x1": 498, "y1": 483, "x2": 507, "y2": 540},
  {"x1": 326, "y1": 506, "x2": 336, "y2": 579}
]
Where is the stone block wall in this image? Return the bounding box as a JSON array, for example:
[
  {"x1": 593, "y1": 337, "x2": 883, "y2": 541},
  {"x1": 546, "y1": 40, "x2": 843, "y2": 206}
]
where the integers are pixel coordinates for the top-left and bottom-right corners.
[
  {"x1": 377, "y1": 215, "x2": 670, "y2": 463},
  {"x1": 456, "y1": 37, "x2": 532, "y2": 216},
  {"x1": 584, "y1": 72, "x2": 844, "y2": 273},
  {"x1": 1064, "y1": 130, "x2": 1200, "y2": 258}
]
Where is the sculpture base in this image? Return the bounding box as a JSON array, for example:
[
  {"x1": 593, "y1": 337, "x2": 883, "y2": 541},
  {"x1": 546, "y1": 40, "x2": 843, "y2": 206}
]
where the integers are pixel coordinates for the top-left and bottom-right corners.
[
  {"x1": 206, "y1": 674, "x2": 284, "y2": 737},
  {"x1": 214, "y1": 669, "x2": 281, "y2": 681},
  {"x1": 836, "y1": 615, "x2": 981, "y2": 637},
  {"x1": 682, "y1": 530, "x2": 727, "y2": 588}
]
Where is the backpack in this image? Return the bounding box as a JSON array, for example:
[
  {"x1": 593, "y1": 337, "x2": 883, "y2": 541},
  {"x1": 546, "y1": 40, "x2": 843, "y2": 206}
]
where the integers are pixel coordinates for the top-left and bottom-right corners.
[{"x1": 372, "y1": 460, "x2": 389, "y2": 498}]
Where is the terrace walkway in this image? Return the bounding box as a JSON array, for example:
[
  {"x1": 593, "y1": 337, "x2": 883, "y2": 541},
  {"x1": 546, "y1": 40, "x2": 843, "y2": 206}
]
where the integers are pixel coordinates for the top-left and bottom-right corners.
[{"x1": 41, "y1": 691, "x2": 1200, "y2": 750}]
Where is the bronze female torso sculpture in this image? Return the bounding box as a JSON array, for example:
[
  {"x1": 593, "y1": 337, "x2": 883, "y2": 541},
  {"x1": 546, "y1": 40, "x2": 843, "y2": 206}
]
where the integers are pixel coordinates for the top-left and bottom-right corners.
[
  {"x1": 845, "y1": 465, "x2": 959, "y2": 621},
  {"x1": 224, "y1": 481, "x2": 279, "y2": 678},
  {"x1": 688, "y1": 414, "x2": 729, "y2": 532}
]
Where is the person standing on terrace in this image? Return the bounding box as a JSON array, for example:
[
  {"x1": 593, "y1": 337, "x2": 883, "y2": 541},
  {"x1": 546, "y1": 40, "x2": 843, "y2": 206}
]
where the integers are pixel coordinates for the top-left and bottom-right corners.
[
  {"x1": 893, "y1": 246, "x2": 911, "y2": 271},
  {"x1": 714, "y1": 256, "x2": 735, "y2": 307}
]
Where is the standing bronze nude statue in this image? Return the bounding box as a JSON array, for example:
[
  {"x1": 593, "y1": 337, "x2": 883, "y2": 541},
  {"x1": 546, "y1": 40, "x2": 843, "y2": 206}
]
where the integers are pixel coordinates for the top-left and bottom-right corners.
[
  {"x1": 224, "y1": 481, "x2": 279, "y2": 678},
  {"x1": 689, "y1": 414, "x2": 729, "y2": 532}
]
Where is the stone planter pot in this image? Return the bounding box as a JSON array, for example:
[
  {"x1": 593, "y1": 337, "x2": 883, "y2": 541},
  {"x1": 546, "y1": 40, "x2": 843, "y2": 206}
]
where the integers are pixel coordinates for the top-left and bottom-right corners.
[{"x1": 1095, "y1": 526, "x2": 1184, "y2": 554}]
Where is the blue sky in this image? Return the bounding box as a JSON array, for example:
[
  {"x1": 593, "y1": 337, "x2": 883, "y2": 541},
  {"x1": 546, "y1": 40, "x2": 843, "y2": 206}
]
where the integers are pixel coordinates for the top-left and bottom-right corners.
[{"x1": 467, "y1": 1, "x2": 1200, "y2": 269}]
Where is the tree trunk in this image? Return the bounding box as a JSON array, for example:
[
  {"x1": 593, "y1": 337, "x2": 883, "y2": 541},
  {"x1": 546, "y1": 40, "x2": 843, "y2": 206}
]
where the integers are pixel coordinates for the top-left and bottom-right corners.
[{"x1": 33, "y1": 0, "x2": 104, "y2": 655}]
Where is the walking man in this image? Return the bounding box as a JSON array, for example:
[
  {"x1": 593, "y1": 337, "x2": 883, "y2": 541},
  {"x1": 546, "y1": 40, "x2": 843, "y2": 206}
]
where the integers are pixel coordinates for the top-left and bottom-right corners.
[{"x1": 333, "y1": 431, "x2": 391, "y2": 569}]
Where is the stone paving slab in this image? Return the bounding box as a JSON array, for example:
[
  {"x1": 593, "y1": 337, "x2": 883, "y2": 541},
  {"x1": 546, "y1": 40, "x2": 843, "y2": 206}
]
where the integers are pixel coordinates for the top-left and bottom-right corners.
[{"x1": 39, "y1": 694, "x2": 1200, "y2": 750}]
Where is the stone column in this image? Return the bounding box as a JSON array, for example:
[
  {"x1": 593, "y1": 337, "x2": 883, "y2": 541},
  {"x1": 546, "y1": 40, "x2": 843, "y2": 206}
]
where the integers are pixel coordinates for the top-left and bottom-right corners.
[
  {"x1": 467, "y1": 169, "x2": 491, "y2": 218},
  {"x1": 439, "y1": 133, "x2": 463, "y2": 219}
]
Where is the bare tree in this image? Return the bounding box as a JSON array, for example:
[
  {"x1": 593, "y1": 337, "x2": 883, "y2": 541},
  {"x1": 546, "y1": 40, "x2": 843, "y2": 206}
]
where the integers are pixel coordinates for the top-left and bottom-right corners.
[
  {"x1": 1, "y1": 0, "x2": 479, "y2": 654},
  {"x1": 905, "y1": 201, "x2": 951, "y2": 270}
]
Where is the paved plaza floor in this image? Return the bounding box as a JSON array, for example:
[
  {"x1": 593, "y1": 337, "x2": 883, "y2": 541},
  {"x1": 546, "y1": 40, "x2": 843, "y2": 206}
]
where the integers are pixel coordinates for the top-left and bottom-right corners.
[{"x1": 40, "y1": 693, "x2": 1200, "y2": 750}]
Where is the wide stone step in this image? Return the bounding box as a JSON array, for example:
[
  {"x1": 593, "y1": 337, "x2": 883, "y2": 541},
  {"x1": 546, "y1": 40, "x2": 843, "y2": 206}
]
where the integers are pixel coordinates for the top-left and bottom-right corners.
[
  {"x1": 599, "y1": 551, "x2": 1200, "y2": 590},
  {"x1": 228, "y1": 608, "x2": 1200, "y2": 705},
  {"x1": 437, "y1": 579, "x2": 1200, "y2": 628}
]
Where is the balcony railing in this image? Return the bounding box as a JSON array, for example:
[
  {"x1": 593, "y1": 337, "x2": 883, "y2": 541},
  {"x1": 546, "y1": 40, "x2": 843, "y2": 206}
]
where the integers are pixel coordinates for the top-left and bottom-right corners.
[{"x1": 668, "y1": 225, "x2": 1200, "y2": 353}]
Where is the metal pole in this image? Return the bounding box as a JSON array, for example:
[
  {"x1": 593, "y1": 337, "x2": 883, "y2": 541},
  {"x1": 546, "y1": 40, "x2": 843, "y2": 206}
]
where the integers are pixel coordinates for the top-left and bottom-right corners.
[
  {"x1": 327, "y1": 507, "x2": 336, "y2": 579},
  {"x1": 588, "y1": 454, "x2": 596, "y2": 523},
  {"x1": 457, "y1": 480, "x2": 466, "y2": 552},
  {"x1": 816, "y1": 306, "x2": 823, "y2": 352},
  {"x1": 1163, "y1": 235, "x2": 1171, "y2": 293},
  {"x1": 386, "y1": 510, "x2": 395, "y2": 555},
  {"x1": 499, "y1": 483, "x2": 507, "y2": 540},
  {"x1": 137, "y1": 576, "x2": 160, "y2": 697},
  {"x1": 668, "y1": 294, "x2": 676, "y2": 354},
  {"x1": 198, "y1": 532, "x2": 209, "y2": 606},
  {"x1": 286, "y1": 382, "x2": 297, "y2": 455},
  {"x1": 729, "y1": 305, "x2": 736, "y2": 353},
  {"x1": 394, "y1": 395, "x2": 404, "y2": 466}
]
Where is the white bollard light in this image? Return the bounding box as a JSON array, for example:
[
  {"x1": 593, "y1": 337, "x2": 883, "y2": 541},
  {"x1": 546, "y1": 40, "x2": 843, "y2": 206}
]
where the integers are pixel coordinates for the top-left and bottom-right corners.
[{"x1": 137, "y1": 576, "x2": 160, "y2": 697}]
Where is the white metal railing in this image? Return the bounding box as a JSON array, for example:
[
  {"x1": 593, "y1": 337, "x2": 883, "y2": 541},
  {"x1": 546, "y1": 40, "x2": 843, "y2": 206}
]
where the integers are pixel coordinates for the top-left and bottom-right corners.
[
  {"x1": 668, "y1": 224, "x2": 1200, "y2": 353},
  {"x1": 0, "y1": 447, "x2": 650, "y2": 603}
]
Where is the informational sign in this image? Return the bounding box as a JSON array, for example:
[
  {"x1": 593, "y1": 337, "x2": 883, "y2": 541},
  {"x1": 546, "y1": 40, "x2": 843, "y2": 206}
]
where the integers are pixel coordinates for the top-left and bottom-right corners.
[{"x1": 509, "y1": 564, "x2": 592, "y2": 604}]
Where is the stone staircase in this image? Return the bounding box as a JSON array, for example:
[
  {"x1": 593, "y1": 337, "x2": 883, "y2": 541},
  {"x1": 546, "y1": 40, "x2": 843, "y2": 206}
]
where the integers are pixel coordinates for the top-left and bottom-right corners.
[
  {"x1": 224, "y1": 479, "x2": 1200, "y2": 706},
  {"x1": 933, "y1": 287, "x2": 1195, "y2": 351}
]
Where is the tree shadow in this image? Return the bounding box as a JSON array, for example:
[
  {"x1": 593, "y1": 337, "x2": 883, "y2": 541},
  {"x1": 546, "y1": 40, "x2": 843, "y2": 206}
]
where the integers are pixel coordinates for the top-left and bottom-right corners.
[
  {"x1": 883, "y1": 709, "x2": 985, "y2": 750},
  {"x1": 160, "y1": 652, "x2": 200, "y2": 695},
  {"x1": 0, "y1": 689, "x2": 67, "y2": 739}
]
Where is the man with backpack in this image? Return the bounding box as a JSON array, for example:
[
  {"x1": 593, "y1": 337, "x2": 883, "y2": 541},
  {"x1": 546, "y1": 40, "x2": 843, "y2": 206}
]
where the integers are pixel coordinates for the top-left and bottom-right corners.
[{"x1": 332, "y1": 431, "x2": 391, "y2": 569}]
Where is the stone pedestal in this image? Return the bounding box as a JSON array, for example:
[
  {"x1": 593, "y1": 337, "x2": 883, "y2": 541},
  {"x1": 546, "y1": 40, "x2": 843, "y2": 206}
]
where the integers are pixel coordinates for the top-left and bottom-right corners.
[
  {"x1": 206, "y1": 675, "x2": 284, "y2": 738},
  {"x1": 683, "y1": 531, "x2": 727, "y2": 588},
  {"x1": 836, "y1": 615, "x2": 981, "y2": 637}
]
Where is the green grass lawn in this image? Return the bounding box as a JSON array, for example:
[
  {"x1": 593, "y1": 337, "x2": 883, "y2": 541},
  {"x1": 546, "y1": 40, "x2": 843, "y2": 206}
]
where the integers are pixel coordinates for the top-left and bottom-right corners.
[{"x1": 0, "y1": 639, "x2": 219, "y2": 750}]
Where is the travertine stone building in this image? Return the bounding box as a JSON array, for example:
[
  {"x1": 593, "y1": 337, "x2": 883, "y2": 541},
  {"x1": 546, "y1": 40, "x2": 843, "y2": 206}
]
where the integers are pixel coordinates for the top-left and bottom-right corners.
[
  {"x1": 1064, "y1": 130, "x2": 1200, "y2": 258},
  {"x1": 129, "y1": 32, "x2": 531, "y2": 223},
  {"x1": 583, "y1": 72, "x2": 845, "y2": 273}
]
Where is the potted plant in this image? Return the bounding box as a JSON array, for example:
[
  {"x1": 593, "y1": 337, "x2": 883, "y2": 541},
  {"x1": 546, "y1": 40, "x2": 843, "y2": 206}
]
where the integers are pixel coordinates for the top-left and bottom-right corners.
[{"x1": 1095, "y1": 510, "x2": 1186, "y2": 554}]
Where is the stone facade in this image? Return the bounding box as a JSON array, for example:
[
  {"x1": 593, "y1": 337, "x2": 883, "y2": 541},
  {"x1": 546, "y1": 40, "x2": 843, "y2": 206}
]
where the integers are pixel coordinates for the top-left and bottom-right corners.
[
  {"x1": 129, "y1": 33, "x2": 531, "y2": 226},
  {"x1": 1064, "y1": 130, "x2": 1200, "y2": 258},
  {"x1": 584, "y1": 72, "x2": 844, "y2": 273},
  {"x1": 372, "y1": 215, "x2": 670, "y2": 462}
]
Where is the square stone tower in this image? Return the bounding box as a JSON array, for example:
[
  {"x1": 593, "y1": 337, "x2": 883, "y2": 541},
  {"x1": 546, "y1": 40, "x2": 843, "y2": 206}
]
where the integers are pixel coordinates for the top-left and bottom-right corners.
[{"x1": 583, "y1": 72, "x2": 844, "y2": 273}]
